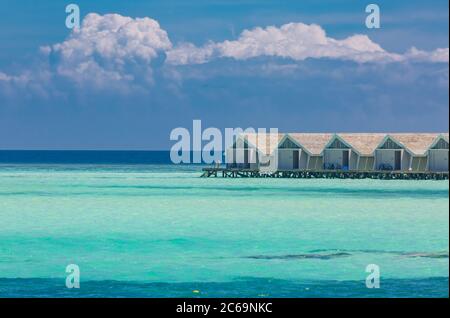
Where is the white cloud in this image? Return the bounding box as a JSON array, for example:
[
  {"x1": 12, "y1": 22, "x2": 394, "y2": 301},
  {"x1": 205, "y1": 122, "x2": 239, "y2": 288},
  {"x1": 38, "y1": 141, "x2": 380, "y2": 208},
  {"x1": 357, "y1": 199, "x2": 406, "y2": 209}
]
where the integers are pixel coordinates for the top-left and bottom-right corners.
[
  {"x1": 405, "y1": 47, "x2": 449, "y2": 63},
  {"x1": 44, "y1": 13, "x2": 172, "y2": 88},
  {"x1": 0, "y1": 71, "x2": 31, "y2": 84},
  {"x1": 2, "y1": 14, "x2": 448, "y2": 97},
  {"x1": 165, "y1": 42, "x2": 216, "y2": 66},
  {"x1": 0, "y1": 72, "x2": 10, "y2": 81},
  {"x1": 166, "y1": 22, "x2": 448, "y2": 65}
]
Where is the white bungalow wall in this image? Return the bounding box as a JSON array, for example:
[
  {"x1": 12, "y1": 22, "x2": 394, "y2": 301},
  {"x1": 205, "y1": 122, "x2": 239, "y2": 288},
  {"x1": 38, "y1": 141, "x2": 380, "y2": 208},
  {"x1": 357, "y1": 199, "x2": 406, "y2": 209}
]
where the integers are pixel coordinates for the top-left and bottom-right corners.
[
  {"x1": 259, "y1": 153, "x2": 278, "y2": 173},
  {"x1": 278, "y1": 149, "x2": 304, "y2": 170},
  {"x1": 357, "y1": 156, "x2": 375, "y2": 171},
  {"x1": 226, "y1": 147, "x2": 259, "y2": 168},
  {"x1": 402, "y1": 151, "x2": 411, "y2": 171},
  {"x1": 323, "y1": 149, "x2": 350, "y2": 170},
  {"x1": 375, "y1": 149, "x2": 403, "y2": 170},
  {"x1": 349, "y1": 152, "x2": 358, "y2": 170},
  {"x1": 308, "y1": 156, "x2": 324, "y2": 170},
  {"x1": 278, "y1": 149, "x2": 294, "y2": 170},
  {"x1": 299, "y1": 151, "x2": 308, "y2": 169},
  {"x1": 411, "y1": 156, "x2": 428, "y2": 171},
  {"x1": 375, "y1": 137, "x2": 406, "y2": 170},
  {"x1": 428, "y1": 138, "x2": 449, "y2": 172},
  {"x1": 428, "y1": 149, "x2": 449, "y2": 172}
]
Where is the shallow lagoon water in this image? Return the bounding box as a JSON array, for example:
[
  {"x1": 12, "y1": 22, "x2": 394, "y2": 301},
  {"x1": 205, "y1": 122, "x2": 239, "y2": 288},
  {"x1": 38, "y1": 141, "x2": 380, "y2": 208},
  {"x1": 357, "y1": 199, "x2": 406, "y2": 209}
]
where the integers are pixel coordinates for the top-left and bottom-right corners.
[{"x1": 0, "y1": 164, "x2": 448, "y2": 297}]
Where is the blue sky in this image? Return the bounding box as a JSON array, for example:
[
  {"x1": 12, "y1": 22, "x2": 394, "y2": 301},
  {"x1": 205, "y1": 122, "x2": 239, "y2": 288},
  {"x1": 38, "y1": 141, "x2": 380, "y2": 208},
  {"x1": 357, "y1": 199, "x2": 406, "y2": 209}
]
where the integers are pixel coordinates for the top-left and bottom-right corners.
[{"x1": 0, "y1": 0, "x2": 448, "y2": 149}]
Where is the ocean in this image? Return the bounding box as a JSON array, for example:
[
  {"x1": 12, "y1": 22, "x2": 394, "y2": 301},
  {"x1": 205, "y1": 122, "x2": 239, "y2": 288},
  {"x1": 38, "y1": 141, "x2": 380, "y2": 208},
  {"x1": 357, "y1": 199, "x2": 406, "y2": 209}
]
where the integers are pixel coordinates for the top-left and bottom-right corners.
[{"x1": 0, "y1": 151, "x2": 448, "y2": 297}]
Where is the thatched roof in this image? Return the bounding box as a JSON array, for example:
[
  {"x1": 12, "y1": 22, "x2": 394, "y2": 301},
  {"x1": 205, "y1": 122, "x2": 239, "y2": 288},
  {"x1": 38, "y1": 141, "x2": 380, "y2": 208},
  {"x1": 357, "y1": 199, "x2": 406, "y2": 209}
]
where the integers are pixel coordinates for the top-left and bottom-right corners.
[
  {"x1": 288, "y1": 133, "x2": 334, "y2": 155},
  {"x1": 236, "y1": 132, "x2": 448, "y2": 156},
  {"x1": 389, "y1": 133, "x2": 441, "y2": 155},
  {"x1": 242, "y1": 133, "x2": 284, "y2": 155},
  {"x1": 337, "y1": 133, "x2": 386, "y2": 156}
]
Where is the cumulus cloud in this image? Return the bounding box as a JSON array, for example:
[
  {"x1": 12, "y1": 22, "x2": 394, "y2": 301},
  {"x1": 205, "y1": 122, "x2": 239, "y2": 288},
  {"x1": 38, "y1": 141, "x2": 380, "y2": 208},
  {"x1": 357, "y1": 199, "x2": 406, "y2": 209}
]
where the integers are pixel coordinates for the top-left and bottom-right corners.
[
  {"x1": 1, "y1": 14, "x2": 448, "y2": 98},
  {"x1": 166, "y1": 22, "x2": 448, "y2": 65},
  {"x1": 43, "y1": 13, "x2": 172, "y2": 88},
  {"x1": 405, "y1": 47, "x2": 449, "y2": 63}
]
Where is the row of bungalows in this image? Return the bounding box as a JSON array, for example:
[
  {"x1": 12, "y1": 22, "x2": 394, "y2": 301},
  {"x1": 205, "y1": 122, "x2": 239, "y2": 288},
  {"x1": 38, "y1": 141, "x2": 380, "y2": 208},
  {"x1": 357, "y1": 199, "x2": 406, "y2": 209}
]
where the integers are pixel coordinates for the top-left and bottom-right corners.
[{"x1": 225, "y1": 133, "x2": 449, "y2": 172}]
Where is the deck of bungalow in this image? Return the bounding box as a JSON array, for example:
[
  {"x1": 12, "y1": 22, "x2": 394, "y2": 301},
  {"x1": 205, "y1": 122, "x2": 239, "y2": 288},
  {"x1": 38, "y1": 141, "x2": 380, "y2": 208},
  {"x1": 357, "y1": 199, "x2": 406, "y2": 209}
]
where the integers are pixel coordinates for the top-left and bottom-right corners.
[{"x1": 201, "y1": 167, "x2": 449, "y2": 180}]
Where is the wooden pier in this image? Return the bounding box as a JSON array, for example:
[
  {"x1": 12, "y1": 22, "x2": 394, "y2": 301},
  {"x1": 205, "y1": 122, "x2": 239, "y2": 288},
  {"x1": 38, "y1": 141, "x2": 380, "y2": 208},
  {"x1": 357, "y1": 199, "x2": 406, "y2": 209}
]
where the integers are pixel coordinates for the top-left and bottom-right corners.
[{"x1": 201, "y1": 168, "x2": 449, "y2": 180}]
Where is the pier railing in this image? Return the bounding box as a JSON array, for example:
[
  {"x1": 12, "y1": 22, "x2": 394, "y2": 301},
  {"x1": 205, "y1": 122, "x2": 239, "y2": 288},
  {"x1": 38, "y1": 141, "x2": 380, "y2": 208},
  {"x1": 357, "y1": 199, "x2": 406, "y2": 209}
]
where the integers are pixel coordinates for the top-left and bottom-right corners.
[{"x1": 201, "y1": 168, "x2": 449, "y2": 180}]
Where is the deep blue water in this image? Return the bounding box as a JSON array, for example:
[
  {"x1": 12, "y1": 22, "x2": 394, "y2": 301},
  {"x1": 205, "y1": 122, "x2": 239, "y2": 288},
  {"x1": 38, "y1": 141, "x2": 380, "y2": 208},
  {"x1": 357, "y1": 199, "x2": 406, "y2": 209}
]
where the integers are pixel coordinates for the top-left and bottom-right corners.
[
  {"x1": 0, "y1": 150, "x2": 226, "y2": 165},
  {"x1": 1, "y1": 277, "x2": 448, "y2": 298},
  {"x1": 0, "y1": 150, "x2": 178, "y2": 164}
]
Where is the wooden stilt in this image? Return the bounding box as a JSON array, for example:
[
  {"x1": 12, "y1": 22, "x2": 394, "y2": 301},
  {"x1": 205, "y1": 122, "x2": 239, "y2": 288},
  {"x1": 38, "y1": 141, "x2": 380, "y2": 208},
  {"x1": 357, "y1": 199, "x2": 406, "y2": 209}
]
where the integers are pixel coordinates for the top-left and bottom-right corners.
[{"x1": 200, "y1": 168, "x2": 448, "y2": 180}]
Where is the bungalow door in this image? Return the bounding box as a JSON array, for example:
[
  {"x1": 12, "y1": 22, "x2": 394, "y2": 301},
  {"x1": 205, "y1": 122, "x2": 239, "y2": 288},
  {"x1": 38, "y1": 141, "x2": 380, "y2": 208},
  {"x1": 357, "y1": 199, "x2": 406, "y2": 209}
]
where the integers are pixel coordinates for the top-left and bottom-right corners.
[
  {"x1": 342, "y1": 150, "x2": 349, "y2": 169},
  {"x1": 394, "y1": 151, "x2": 402, "y2": 170},
  {"x1": 293, "y1": 150, "x2": 299, "y2": 169},
  {"x1": 244, "y1": 149, "x2": 249, "y2": 168}
]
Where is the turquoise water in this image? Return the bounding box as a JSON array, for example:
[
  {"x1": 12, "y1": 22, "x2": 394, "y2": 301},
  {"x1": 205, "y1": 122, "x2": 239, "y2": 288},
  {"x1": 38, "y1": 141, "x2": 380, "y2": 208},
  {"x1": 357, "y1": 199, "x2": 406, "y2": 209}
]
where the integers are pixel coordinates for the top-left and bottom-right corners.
[{"x1": 0, "y1": 164, "x2": 448, "y2": 297}]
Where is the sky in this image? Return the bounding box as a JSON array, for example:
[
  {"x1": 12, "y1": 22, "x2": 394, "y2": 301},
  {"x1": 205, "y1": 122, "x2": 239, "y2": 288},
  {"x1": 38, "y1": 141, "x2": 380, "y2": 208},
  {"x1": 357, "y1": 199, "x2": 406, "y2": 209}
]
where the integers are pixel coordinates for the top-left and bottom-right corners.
[{"x1": 0, "y1": 0, "x2": 448, "y2": 150}]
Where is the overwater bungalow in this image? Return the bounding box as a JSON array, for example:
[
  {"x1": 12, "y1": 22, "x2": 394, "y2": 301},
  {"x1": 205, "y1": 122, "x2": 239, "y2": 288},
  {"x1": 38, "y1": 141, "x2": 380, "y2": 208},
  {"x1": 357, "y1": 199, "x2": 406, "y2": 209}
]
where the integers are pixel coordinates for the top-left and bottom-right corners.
[
  {"x1": 337, "y1": 133, "x2": 386, "y2": 171},
  {"x1": 374, "y1": 135, "x2": 411, "y2": 171},
  {"x1": 276, "y1": 133, "x2": 333, "y2": 170},
  {"x1": 225, "y1": 132, "x2": 449, "y2": 173},
  {"x1": 288, "y1": 133, "x2": 333, "y2": 170},
  {"x1": 322, "y1": 134, "x2": 355, "y2": 170},
  {"x1": 225, "y1": 133, "x2": 283, "y2": 170},
  {"x1": 428, "y1": 134, "x2": 449, "y2": 172}
]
